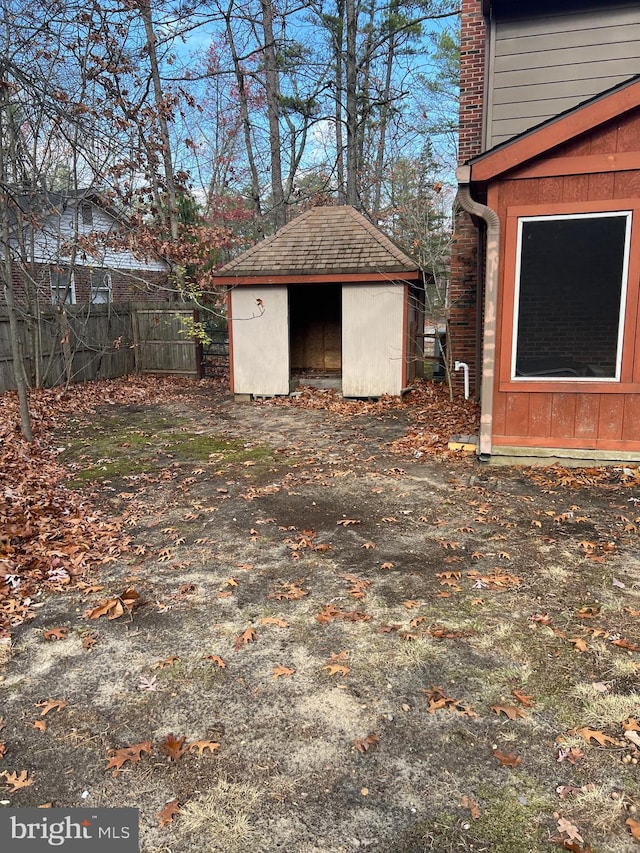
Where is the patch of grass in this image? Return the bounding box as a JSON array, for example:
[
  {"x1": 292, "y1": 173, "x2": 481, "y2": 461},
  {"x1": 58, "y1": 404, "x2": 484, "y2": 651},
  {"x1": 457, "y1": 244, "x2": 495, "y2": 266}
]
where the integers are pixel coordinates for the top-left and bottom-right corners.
[{"x1": 179, "y1": 778, "x2": 261, "y2": 852}]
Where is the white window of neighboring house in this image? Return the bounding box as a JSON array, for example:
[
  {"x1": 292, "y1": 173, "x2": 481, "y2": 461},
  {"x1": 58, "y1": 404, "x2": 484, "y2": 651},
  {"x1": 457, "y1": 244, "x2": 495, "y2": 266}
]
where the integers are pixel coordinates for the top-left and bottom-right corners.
[
  {"x1": 512, "y1": 211, "x2": 632, "y2": 381},
  {"x1": 50, "y1": 267, "x2": 76, "y2": 305},
  {"x1": 90, "y1": 269, "x2": 112, "y2": 304},
  {"x1": 81, "y1": 202, "x2": 93, "y2": 227}
]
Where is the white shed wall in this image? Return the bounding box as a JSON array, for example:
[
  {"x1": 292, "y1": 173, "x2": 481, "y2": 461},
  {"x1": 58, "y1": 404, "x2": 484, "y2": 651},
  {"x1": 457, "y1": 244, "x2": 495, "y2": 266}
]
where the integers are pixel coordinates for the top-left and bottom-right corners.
[
  {"x1": 342, "y1": 284, "x2": 404, "y2": 397},
  {"x1": 230, "y1": 286, "x2": 289, "y2": 396}
]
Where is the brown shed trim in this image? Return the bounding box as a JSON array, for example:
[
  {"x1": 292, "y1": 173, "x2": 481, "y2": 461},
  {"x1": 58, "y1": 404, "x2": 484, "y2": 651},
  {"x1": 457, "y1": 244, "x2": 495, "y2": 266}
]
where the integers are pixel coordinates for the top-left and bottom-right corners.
[
  {"x1": 215, "y1": 271, "x2": 421, "y2": 286},
  {"x1": 470, "y1": 77, "x2": 640, "y2": 183}
]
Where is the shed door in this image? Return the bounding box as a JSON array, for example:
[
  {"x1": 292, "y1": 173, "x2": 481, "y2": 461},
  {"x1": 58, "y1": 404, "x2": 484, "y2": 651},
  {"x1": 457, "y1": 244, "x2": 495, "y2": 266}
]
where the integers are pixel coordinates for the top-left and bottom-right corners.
[
  {"x1": 342, "y1": 284, "x2": 405, "y2": 397},
  {"x1": 230, "y1": 286, "x2": 289, "y2": 395}
]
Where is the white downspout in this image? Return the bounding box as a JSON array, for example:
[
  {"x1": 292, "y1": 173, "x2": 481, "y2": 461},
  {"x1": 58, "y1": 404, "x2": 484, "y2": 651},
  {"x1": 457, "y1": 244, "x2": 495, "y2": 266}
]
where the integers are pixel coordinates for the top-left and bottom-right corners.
[{"x1": 455, "y1": 165, "x2": 500, "y2": 460}]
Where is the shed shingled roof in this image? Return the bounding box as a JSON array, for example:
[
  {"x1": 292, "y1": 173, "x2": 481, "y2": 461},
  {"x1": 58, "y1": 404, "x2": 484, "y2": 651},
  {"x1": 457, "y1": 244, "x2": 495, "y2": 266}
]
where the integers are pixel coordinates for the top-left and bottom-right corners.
[{"x1": 216, "y1": 205, "x2": 419, "y2": 278}]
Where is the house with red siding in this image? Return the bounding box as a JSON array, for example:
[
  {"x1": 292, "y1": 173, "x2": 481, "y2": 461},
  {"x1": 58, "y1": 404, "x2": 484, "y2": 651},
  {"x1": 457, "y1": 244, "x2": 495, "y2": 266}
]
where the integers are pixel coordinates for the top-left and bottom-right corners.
[{"x1": 453, "y1": 0, "x2": 640, "y2": 461}]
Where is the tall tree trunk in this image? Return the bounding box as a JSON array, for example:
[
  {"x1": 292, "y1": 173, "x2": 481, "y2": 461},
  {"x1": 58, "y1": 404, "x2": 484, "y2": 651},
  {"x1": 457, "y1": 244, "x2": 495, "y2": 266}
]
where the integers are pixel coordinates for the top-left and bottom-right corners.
[
  {"x1": 224, "y1": 6, "x2": 264, "y2": 233},
  {"x1": 260, "y1": 0, "x2": 286, "y2": 230},
  {"x1": 372, "y1": 33, "x2": 396, "y2": 217},
  {"x1": 138, "y1": 0, "x2": 182, "y2": 292},
  {"x1": 345, "y1": 0, "x2": 358, "y2": 207}
]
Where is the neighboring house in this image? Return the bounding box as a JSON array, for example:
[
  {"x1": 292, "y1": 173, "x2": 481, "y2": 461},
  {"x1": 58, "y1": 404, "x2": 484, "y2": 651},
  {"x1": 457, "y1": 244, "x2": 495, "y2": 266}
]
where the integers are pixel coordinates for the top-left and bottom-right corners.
[
  {"x1": 214, "y1": 205, "x2": 425, "y2": 399},
  {"x1": 5, "y1": 189, "x2": 170, "y2": 306},
  {"x1": 452, "y1": 0, "x2": 640, "y2": 461}
]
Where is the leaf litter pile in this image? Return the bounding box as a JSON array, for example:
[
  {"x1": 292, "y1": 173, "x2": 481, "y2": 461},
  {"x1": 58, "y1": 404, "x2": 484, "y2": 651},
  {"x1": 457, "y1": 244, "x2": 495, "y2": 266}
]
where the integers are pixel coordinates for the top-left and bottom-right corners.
[{"x1": 1, "y1": 375, "x2": 640, "y2": 852}]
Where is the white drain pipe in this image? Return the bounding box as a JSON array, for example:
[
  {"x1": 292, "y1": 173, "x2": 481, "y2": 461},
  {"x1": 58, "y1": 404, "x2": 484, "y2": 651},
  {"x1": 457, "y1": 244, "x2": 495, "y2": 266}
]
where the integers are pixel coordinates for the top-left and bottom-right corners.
[{"x1": 455, "y1": 361, "x2": 470, "y2": 400}]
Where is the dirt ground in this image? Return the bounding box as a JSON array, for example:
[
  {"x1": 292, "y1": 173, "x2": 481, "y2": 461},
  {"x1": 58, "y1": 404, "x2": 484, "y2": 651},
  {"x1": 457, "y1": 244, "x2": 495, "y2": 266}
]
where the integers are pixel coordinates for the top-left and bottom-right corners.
[{"x1": 1, "y1": 378, "x2": 640, "y2": 853}]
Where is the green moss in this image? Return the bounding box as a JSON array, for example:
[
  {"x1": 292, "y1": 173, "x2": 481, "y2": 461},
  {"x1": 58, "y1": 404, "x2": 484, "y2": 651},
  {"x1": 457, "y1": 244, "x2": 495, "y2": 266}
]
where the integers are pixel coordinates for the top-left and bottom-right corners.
[
  {"x1": 59, "y1": 411, "x2": 273, "y2": 485},
  {"x1": 470, "y1": 781, "x2": 554, "y2": 852}
]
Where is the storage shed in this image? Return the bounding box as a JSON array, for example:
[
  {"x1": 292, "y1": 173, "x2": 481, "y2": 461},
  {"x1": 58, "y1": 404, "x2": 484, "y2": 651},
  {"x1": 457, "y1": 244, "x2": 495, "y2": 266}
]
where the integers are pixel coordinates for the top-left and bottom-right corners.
[
  {"x1": 461, "y1": 76, "x2": 640, "y2": 460},
  {"x1": 214, "y1": 206, "x2": 424, "y2": 399}
]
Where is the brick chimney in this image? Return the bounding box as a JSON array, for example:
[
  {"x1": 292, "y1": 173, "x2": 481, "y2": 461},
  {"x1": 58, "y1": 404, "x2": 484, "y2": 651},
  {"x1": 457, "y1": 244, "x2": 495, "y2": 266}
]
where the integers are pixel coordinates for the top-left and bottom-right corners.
[{"x1": 449, "y1": 0, "x2": 487, "y2": 396}]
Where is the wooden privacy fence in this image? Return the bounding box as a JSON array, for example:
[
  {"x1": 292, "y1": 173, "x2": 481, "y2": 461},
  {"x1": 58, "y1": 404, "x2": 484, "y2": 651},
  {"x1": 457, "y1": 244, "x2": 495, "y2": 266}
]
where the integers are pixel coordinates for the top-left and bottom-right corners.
[{"x1": 0, "y1": 301, "x2": 208, "y2": 394}]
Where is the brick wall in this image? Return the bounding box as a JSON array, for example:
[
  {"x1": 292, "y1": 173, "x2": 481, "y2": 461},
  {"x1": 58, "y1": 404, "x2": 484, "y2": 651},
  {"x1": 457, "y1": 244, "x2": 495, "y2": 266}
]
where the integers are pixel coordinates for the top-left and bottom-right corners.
[
  {"x1": 9, "y1": 262, "x2": 171, "y2": 306},
  {"x1": 449, "y1": 0, "x2": 486, "y2": 396}
]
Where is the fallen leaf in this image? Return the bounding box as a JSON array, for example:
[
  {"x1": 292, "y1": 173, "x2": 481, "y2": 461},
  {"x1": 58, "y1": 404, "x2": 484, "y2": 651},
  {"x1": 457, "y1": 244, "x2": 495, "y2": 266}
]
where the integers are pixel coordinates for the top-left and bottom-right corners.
[
  {"x1": 626, "y1": 818, "x2": 640, "y2": 841},
  {"x1": 33, "y1": 720, "x2": 47, "y2": 732},
  {"x1": 104, "y1": 741, "x2": 152, "y2": 774},
  {"x1": 380, "y1": 562, "x2": 394, "y2": 570},
  {"x1": 259, "y1": 617, "x2": 289, "y2": 628},
  {"x1": 203, "y1": 655, "x2": 226, "y2": 668},
  {"x1": 512, "y1": 689, "x2": 535, "y2": 707},
  {"x1": 152, "y1": 655, "x2": 180, "y2": 670},
  {"x1": 323, "y1": 664, "x2": 350, "y2": 677},
  {"x1": 1, "y1": 770, "x2": 34, "y2": 791},
  {"x1": 158, "y1": 798, "x2": 181, "y2": 827},
  {"x1": 354, "y1": 733, "x2": 379, "y2": 753},
  {"x1": 494, "y1": 750, "x2": 522, "y2": 767},
  {"x1": 460, "y1": 794, "x2": 481, "y2": 820},
  {"x1": 491, "y1": 704, "x2": 527, "y2": 721},
  {"x1": 161, "y1": 733, "x2": 187, "y2": 762},
  {"x1": 557, "y1": 817, "x2": 583, "y2": 843},
  {"x1": 43, "y1": 627, "x2": 69, "y2": 641},
  {"x1": 576, "y1": 727, "x2": 619, "y2": 747},
  {"x1": 36, "y1": 699, "x2": 68, "y2": 717},
  {"x1": 336, "y1": 519, "x2": 360, "y2": 526},
  {"x1": 189, "y1": 740, "x2": 220, "y2": 755},
  {"x1": 272, "y1": 665, "x2": 295, "y2": 679},
  {"x1": 234, "y1": 627, "x2": 257, "y2": 651}
]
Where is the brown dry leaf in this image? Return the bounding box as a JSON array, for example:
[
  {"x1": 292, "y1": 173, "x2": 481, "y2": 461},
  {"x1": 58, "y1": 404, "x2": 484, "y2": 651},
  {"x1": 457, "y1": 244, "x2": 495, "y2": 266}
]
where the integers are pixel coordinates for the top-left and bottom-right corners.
[
  {"x1": 361, "y1": 542, "x2": 376, "y2": 549},
  {"x1": 33, "y1": 720, "x2": 47, "y2": 732},
  {"x1": 105, "y1": 741, "x2": 152, "y2": 774},
  {"x1": 354, "y1": 733, "x2": 379, "y2": 754},
  {"x1": 152, "y1": 655, "x2": 180, "y2": 670},
  {"x1": 557, "y1": 747, "x2": 584, "y2": 764},
  {"x1": 161, "y1": 733, "x2": 187, "y2": 762},
  {"x1": 323, "y1": 664, "x2": 350, "y2": 677},
  {"x1": 259, "y1": 617, "x2": 289, "y2": 628},
  {"x1": 623, "y1": 718, "x2": 640, "y2": 732},
  {"x1": 460, "y1": 794, "x2": 481, "y2": 820},
  {"x1": 36, "y1": 699, "x2": 68, "y2": 717},
  {"x1": 626, "y1": 818, "x2": 640, "y2": 841},
  {"x1": 82, "y1": 633, "x2": 97, "y2": 650},
  {"x1": 512, "y1": 689, "x2": 535, "y2": 707},
  {"x1": 611, "y1": 637, "x2": 640, "y2": 651},
  {"x1": 272, "y1": 665, "x2": 295, "y2": 679},
  {"x1": 189, "y1": 741, "x2": 220, "y2": 755},
  {"x1": 203, "y1": 655, "x2": 226, "y2": 669},
  {"x1": 494, "y1": 750, "x2": 522, "y2": 767},
  {"x1": 576, "y1": 727, "x2": 619, "y2": 747},
  {"x1": 336, "y1": 519, "x2": 360, "y2": 526},
  {"x1": 557, "y1": 817, "x2": 583, "y2": 843},
  {"x1": 491, "y1": 704, "x2": 527, "y2": 721},
  {"x1": 234, "y1": 627, "x2": 257, "y2": 651},
  {"x1": 158, "y1": 798, "x2": 181, "y2": 827},
  {"x1": 380, "y1": 562, "x2": 394, "y2": 570},
  {"x1": 43, "y1": 627, "x2": 69, "y2": 641},
  {"x1": 403, "y1": 599, "x2": 419, "y2": 609},
  {"x1": 569, "y1": 637, "x2": 590, "y2": 652},
  {"x1": 0, "y1": 741, "x2": 5, "y2": 757},
  {"x1": 2, "y1": 770, "x2": 34, "y2": 791},
  {"x1": 576, "y1": 604, "x2": 600, "y2": 619}
]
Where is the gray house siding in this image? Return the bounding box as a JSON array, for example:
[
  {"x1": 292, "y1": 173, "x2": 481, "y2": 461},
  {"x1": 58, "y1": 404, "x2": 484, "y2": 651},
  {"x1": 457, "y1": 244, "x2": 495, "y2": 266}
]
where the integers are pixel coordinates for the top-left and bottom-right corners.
[{"x1": 486, "y1": 3, "x2": 640, "y2": 147}]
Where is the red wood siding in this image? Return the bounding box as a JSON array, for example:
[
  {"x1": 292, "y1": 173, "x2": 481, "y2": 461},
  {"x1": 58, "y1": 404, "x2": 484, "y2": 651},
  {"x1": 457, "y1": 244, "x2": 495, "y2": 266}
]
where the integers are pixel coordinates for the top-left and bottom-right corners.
[{"x1": 491, "y1": 107, "x2": 640, "y2": 453}]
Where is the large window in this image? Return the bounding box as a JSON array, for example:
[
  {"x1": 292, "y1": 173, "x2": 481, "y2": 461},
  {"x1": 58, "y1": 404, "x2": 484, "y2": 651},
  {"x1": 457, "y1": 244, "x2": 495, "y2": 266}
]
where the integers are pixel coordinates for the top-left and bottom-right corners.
[
  {"x1": 50, "y1": 267, "x2": 76, "y2": 305},
  {"x1": 513, "y1": 212, "x2": 631, "y2": 380}
]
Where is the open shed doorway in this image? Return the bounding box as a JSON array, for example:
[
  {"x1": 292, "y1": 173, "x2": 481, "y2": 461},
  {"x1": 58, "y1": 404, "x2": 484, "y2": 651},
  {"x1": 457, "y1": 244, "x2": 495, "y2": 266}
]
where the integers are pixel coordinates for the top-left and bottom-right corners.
[{"x1": 289, "y1": 284, "x2": 342, "y2": 390}]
